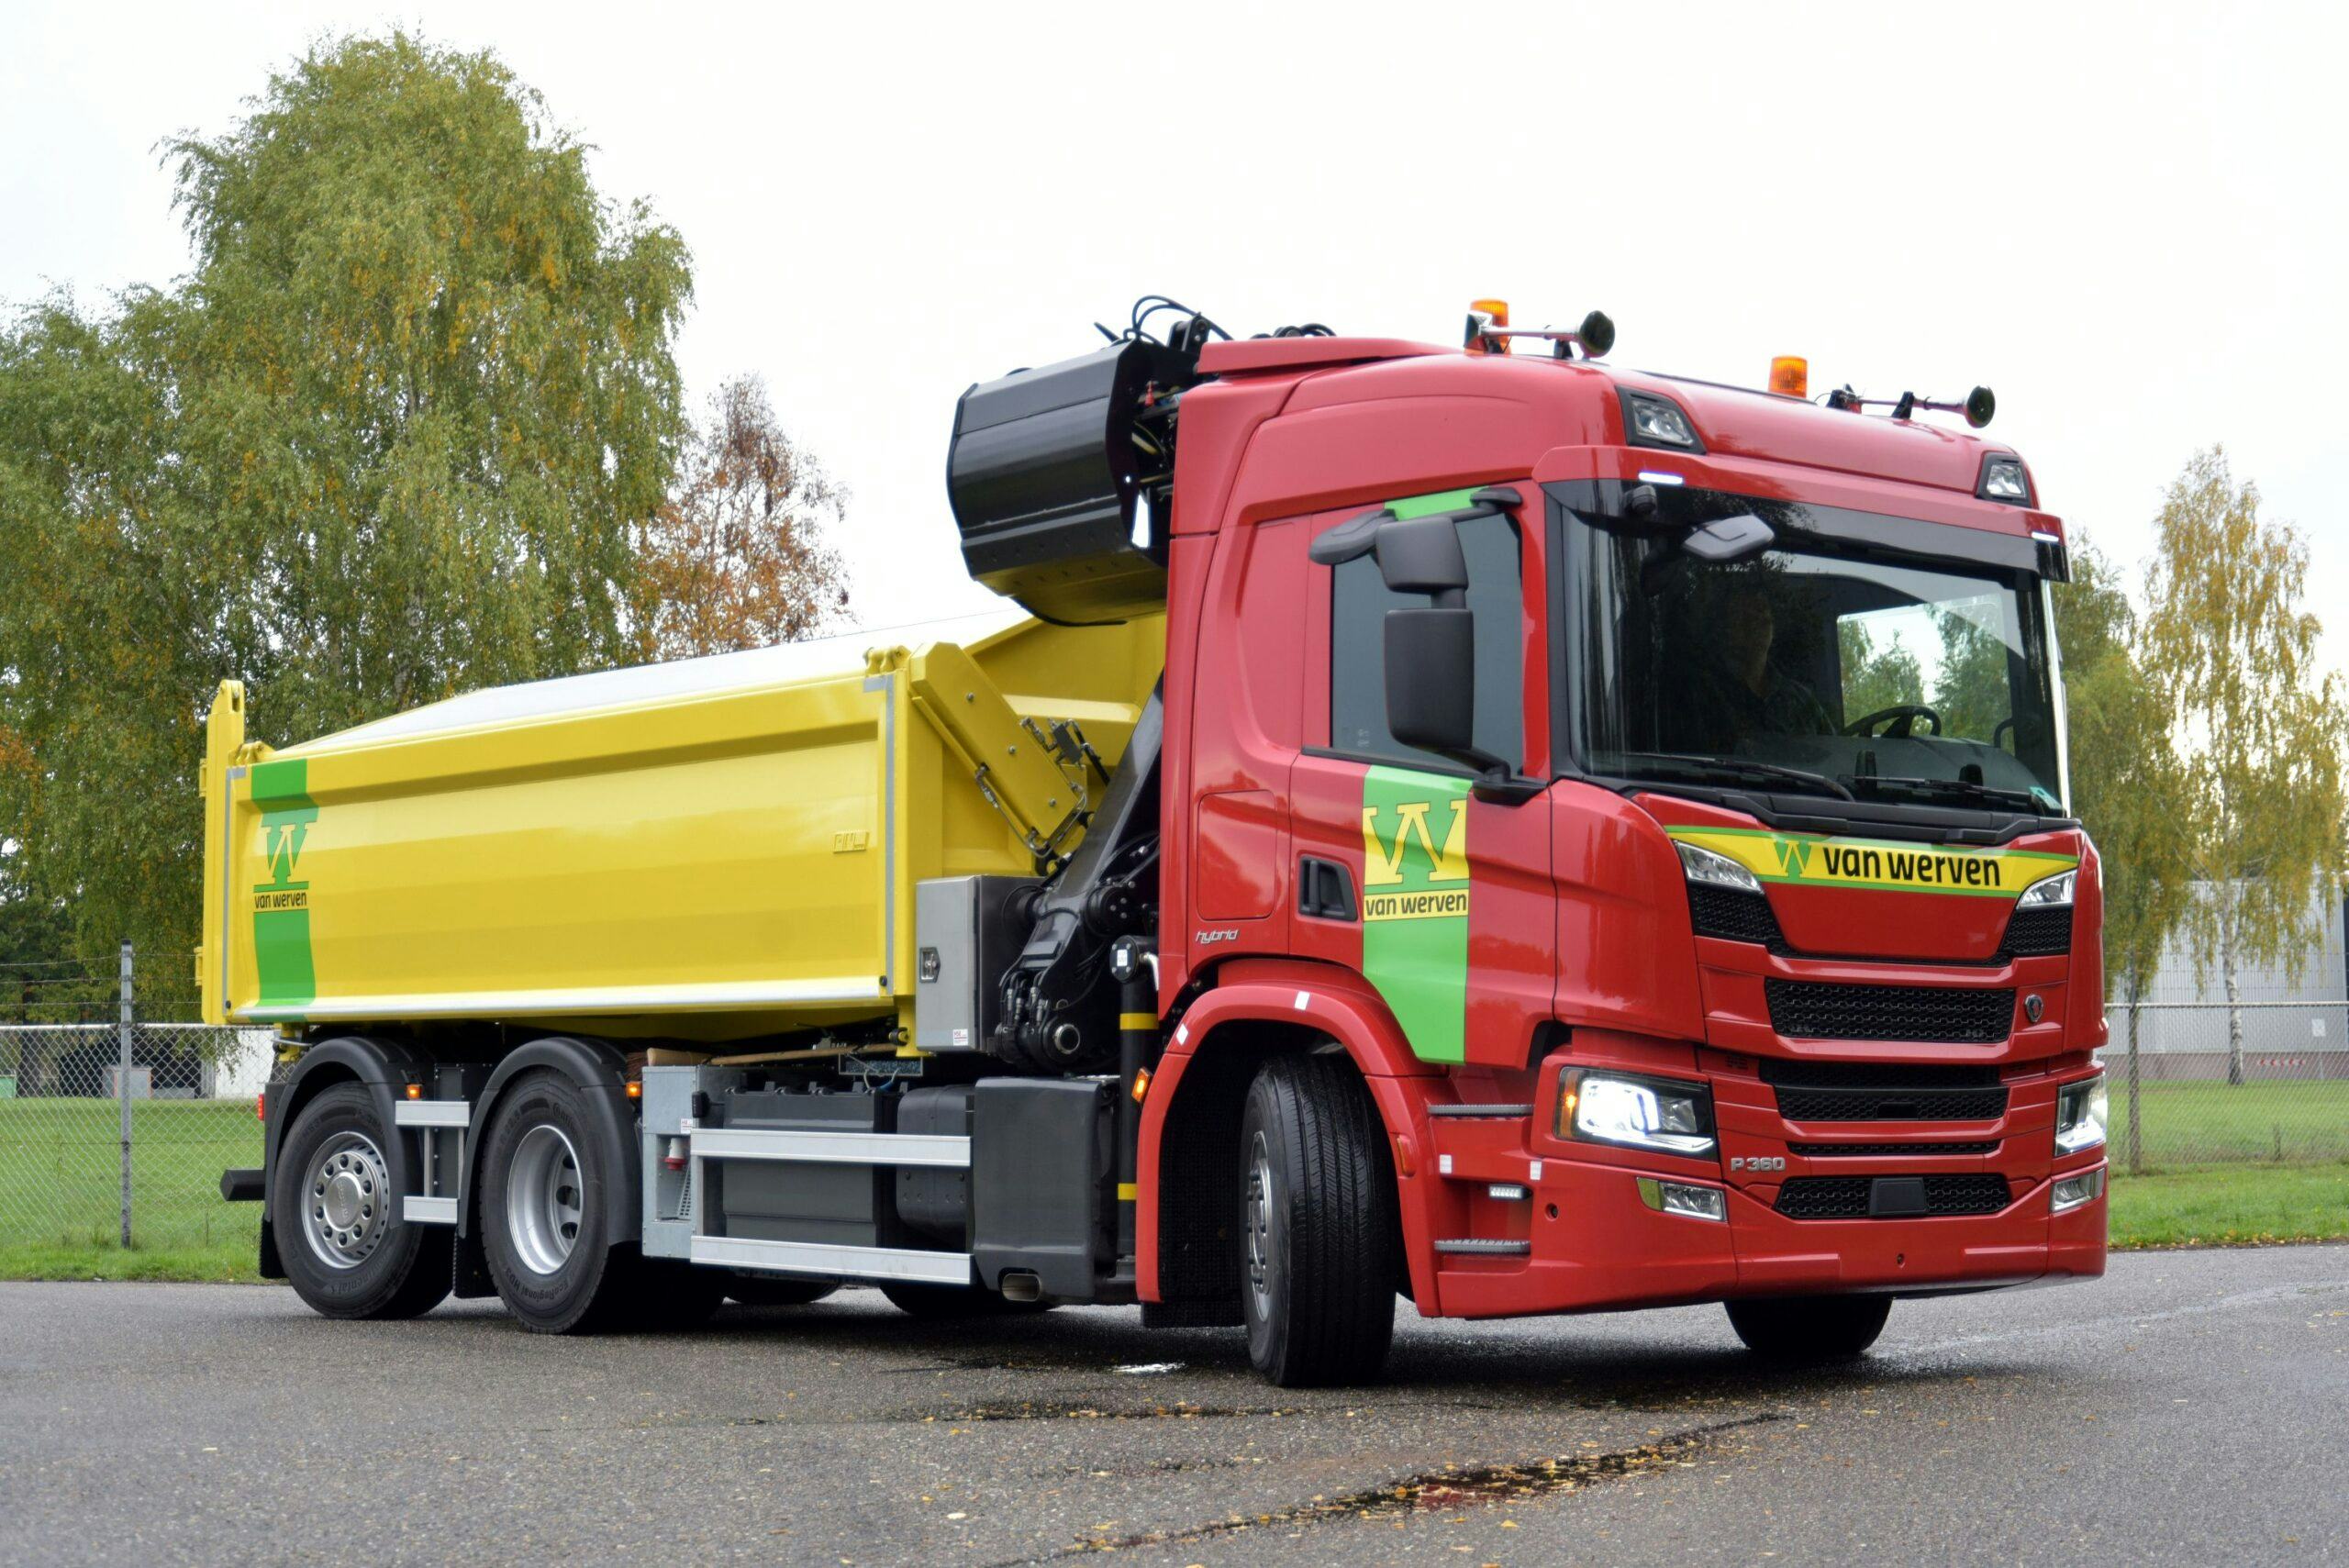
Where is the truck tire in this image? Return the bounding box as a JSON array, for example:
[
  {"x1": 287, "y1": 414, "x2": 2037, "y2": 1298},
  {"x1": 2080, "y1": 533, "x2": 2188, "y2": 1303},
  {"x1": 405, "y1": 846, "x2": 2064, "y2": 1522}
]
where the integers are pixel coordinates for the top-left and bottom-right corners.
[
  {"x1": 1725, "y1": 1296, "x2": 1892, "y2": 1362},
  {"x1": 479, "y1": 1069, "x2": 643, "y2": 1333},
  {"x1": 729, "y1": 1274, "x2": 841, "y2": 1307},
  {"x1": 879, "y1": 1282, "x2": 1052, "y2": 1318},
  {"x1": 1238, "y1": 1052, "x2": 1399, "y2": 1387},
  {"x1": 274, "y1": 1082, "x2": 452, "y2": 1319}
]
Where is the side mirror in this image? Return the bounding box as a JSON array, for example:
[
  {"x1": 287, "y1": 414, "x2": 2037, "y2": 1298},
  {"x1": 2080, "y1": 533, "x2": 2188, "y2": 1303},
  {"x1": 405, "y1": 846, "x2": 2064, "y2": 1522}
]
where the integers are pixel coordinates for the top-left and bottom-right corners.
[
  {"x1": 1384, "y1": 606, "x2": 1475, "y2": 756},
  {"x1": 1372, "y1": 514, "x2": 1468, "y2": 598},
  {"x1": 1311, "y1": 487, "x2": 1542, "y2": 802}
]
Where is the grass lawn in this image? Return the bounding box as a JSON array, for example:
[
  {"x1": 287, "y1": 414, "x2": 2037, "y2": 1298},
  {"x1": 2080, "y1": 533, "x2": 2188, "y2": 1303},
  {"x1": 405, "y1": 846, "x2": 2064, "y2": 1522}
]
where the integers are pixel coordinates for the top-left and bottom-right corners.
[
  {"x1": 0, "y1": 1097, "x2": 263, "y2": 1281},
  {"x1": 2110, "y1": 1078, "x2": 2349, "y2": 1167},
  {"x1": 5, "y1": 1083, "x2": 2345, "y2": 1279},
  {"x1": 2108, "y1": 1161, "x2": 2349, "y2": 1250}
]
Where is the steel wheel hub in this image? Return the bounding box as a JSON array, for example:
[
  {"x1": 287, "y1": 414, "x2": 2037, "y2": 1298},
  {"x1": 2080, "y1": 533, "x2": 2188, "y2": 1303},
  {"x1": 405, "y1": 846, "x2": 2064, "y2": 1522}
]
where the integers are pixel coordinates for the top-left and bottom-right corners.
[
  {"x1": 303, "y1": 1131, "x2": 390, "y2": 1271},
  {"x1": 1244, "y1": 1130, "x2": 1275, "y2": 1318},
  {"x1": 507, "y1": 1123, "x2": 584, "y2": 1277}
]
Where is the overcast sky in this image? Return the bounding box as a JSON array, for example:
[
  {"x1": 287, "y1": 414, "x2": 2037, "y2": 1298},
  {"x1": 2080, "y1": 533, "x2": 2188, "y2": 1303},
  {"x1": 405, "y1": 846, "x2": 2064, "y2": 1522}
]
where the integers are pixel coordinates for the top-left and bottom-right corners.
[{"x1": 6, "y1": 2, "x2": 2343, "y2": 675}]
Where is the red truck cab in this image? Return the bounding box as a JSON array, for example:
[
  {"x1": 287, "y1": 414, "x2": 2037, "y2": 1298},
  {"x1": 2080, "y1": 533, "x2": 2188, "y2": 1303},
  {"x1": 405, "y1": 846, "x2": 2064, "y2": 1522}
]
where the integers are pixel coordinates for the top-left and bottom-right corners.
[{"x1": 1127, "y1": 329, "x2": 2107, "y2": 1376}]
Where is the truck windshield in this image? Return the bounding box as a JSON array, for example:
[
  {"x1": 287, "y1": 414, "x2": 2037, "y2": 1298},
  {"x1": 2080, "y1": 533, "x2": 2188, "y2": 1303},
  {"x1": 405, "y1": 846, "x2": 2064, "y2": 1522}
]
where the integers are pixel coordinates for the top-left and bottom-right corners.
[{"x1": 1559, "y1": 489, "x2": 2065, "y2": 812}]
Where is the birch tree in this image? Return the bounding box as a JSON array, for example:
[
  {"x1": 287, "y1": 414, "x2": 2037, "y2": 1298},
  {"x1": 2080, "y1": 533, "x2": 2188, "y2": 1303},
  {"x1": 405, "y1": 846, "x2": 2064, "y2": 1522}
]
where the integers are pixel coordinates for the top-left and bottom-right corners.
[
  {"x1": 2140, "y1": 449, "x2": 2348, "y2": 1085},
  {"x1": 0, "y1": 33, "x2": 690, "y2": 972}
]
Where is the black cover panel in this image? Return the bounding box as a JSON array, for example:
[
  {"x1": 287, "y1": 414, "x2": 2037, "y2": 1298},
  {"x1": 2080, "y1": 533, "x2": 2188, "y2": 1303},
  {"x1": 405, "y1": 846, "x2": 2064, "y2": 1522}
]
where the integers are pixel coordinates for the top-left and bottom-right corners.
[
  {"x1": 970, "y1": 1078, "x2": 1113, "y2": 1298},
  {"x1": 946, "y1": 339, "x2": 1190, "y2": 622}
]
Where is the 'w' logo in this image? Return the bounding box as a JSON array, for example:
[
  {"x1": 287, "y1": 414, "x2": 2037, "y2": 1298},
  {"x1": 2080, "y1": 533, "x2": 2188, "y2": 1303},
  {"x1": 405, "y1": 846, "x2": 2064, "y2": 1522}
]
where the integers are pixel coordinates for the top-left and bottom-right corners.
[
  {"x1": 257, "y1": 811, "x2": 316, "y2": 892},
  {"x1": 1774, "y1": 839, "x2": 1810, "y2": 877},
  {"x1": 1361, "y1": 799, "x2": 1469, "y2": 887}
]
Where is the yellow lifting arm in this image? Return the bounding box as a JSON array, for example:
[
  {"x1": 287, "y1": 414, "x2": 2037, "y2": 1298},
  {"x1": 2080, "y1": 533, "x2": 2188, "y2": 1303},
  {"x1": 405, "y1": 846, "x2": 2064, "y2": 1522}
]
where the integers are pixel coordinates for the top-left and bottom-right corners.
[{"x1": 900, "y1": 640, "x2": 1095, "y2": 871}]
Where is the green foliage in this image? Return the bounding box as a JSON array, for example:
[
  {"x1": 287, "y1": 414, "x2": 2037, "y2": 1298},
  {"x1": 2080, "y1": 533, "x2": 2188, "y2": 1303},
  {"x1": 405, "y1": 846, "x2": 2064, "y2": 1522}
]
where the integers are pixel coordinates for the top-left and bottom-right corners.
[
  {"x1": 1927, "y1": 605, "x2": 2011, "y2": 742},
  {"x1": 2056, "y1": 539, "x2": 2192, "y2": 1005},
  {"x1": 1835, "y1": 617, "x2": 1922, "y2": 720},
  {"x1": 0, "y1": 33, "x2": 692, "y2": 973},
  {"x1": 2140, "y1": 449, "x2": 2347, "y2": 1081}
]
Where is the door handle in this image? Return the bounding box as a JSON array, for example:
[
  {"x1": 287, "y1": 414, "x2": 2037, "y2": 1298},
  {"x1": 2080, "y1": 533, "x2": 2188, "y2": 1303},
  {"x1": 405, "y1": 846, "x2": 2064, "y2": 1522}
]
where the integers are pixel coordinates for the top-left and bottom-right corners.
[{"x1": 1297, "y1": 857, "x2": 1358, "y2": 921}]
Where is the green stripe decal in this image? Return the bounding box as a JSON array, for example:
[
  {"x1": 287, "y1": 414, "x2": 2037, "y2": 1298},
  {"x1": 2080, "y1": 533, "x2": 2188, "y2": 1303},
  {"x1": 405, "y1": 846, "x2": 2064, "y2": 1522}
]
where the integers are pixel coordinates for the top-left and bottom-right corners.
[
  {"x1": 249, "y1": 758, "x2": 317, "y2": 1017},
  {"x1": 1386, "y1": 487, "x2": 1483, "y2": 520},
  {"x1": 1361, "y1": 765, "x2": 1472, "y2": 1064}
]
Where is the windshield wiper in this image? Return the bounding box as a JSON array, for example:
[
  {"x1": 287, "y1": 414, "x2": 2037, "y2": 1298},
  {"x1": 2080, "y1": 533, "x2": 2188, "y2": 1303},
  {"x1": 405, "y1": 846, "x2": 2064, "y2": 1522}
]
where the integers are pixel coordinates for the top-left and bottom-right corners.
[
  {"x1": 1847, "y1": 774, "x2": 2047, "y2": 813},
  {"x1": 1612, "y1": 752, "x2": 1856, "y2": 802}
]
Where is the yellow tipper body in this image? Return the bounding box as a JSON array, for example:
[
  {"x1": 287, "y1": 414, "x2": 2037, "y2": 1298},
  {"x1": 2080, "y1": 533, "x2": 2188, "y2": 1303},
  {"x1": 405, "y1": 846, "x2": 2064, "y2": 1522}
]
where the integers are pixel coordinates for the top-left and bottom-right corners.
[{"x1": 196, "y1": 612, "x2": 1164, "y2": 1040}]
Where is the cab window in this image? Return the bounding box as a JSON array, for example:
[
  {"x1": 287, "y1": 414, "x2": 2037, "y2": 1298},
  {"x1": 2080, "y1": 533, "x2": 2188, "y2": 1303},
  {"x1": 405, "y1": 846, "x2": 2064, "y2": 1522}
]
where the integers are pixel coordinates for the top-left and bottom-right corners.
[{"x1": 1329, "y1": 512, "x2": 1522, "y2": 772}]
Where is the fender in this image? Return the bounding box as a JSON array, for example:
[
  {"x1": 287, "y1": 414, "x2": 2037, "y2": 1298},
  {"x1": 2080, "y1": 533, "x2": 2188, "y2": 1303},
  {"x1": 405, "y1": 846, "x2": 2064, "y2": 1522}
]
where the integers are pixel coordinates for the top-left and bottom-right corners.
[
  {"x1": 1140, "y1": 959, "x2": 1448, "y2": 1311},
  {"x1": 462, "y1": 1035, "x2": 641, "y2": 1249},
  {"x1": 259, "y1": 1034, "x2": 436, "y2": 1279}
]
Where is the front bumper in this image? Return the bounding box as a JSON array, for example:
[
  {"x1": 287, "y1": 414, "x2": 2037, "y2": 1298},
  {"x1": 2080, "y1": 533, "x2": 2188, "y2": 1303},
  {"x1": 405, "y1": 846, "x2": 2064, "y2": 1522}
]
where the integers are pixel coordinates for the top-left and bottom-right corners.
[{"x1": 1426, "y1": 1149, "x2": 2108, "y2": 1320}]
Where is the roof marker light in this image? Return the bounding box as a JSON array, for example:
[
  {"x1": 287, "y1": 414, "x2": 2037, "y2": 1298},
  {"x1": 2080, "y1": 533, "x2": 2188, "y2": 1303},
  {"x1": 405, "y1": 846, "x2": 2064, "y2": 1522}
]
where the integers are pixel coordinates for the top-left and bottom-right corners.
[
  {"x1": 1769, "y1": 356, "x2": 1809, "y2": 398},
  {"x1": 1466, "y1": 298, "x2": 1509, "y2": 354},
  {"x1": 1978, "y1": 455, "x2": 2032, "y2": 505}
]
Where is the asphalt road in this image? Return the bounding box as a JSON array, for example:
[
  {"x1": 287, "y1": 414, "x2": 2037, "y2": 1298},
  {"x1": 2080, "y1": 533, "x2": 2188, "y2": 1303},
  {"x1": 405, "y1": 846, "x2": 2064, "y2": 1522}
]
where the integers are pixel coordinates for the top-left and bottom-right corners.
[{"x1": 2, "y1": 1247, "x2": 2344, "y2": 1566}]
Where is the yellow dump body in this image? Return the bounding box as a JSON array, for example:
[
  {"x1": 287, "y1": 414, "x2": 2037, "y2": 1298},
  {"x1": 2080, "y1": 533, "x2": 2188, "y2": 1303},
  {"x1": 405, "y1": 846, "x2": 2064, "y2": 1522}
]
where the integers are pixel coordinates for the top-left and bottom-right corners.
[{"x1": 198, "y1": 613, "x2": 1163, "y2": 1040}]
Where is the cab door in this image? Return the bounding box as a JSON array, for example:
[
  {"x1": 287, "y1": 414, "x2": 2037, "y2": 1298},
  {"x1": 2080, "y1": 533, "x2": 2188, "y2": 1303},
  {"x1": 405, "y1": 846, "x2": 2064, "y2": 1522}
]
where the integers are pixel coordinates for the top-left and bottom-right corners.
[{"x1": 1288, "y1": 489, "x2": 1555, "y2": 1070}]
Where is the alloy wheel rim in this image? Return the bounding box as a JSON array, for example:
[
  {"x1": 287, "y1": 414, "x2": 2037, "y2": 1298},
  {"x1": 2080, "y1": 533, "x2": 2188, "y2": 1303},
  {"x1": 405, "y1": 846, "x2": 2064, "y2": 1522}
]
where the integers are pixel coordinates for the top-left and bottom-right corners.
[
  {"x1": 1244, "y1": 1130, "x2": 1275, "y2": 1319},
  {"x1": 303, "y1": 1130, "x2": 390, "y2": 1271},
  {"x1": 507, "y1": 1123, "x2": 584, "y2": 1276}
]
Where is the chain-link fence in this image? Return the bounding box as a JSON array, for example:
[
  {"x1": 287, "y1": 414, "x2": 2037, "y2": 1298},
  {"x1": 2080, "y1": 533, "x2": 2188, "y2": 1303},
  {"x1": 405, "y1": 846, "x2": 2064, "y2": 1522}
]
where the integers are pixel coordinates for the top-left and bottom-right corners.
[
  {"x1": 5, "y1": 949, "x2": 2343, "y2": 1267},
  {"x1": 0, "y1": 945, "x2": 272, "y2": 1266},
  {"x1": 2104, "y1": 1000, "x2": 2349, "y2": 1174}
]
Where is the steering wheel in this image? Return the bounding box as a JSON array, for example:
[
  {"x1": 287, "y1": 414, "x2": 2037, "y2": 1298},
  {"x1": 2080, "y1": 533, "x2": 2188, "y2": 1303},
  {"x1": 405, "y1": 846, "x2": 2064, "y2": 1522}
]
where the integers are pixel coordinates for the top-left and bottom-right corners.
[{"x1": 1843, "y1": 704, "x2": 1942, "y2": 740}]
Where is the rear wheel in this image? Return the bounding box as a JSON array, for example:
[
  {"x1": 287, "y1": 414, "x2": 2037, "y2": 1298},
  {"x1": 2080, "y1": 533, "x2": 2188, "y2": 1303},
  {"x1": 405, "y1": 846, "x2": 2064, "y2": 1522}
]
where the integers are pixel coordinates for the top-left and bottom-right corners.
[
  {"x1": 1725, "y1": 1296, "x2": 1892, "y2": 1362},
  {"x1": 274, "y1": 1083, "x2": 451, "y2": 1320},
  {"x1": 1238, "y1": 1053, "x2": 1399, "y2": 1387},
  {"x1": 480, "y1": 1070, "x2": 641, "y2": 1333},
  {"x1": 729, "y1": 1274, "x2": 841, "y2": 1307}
]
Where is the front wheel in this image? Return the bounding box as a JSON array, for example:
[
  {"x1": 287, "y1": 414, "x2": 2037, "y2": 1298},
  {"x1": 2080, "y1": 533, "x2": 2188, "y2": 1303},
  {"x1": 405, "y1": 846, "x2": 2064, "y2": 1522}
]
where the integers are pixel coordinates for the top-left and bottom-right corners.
[
  {"x1": 1725, "y1": 1295, "x2": 1892, "y2": 1362},
  {"x1": 273, "y1": 1082, "x2": 451, "y2": 1320},
  {"x1": 1238, "y1": 1053, "x2": 1400, "y2": 1387}
]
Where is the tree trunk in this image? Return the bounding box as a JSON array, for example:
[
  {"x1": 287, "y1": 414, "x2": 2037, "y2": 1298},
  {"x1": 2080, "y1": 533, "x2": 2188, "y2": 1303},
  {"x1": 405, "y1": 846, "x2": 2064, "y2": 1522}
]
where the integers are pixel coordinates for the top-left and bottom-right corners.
[
  {"x1": 2221, "y1": 883, "x2": 2245, "y2": 1087},
  {"x1": 2125, "y1": 972, "x2": 2146, "y2": 1175}
]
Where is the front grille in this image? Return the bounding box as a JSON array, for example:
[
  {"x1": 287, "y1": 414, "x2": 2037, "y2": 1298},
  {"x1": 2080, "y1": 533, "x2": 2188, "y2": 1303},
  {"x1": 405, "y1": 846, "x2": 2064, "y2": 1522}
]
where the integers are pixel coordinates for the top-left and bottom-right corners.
[
  {"x1": 1765, "y1": 979, "x2": 2013, "y2": 1043},
  {"x1": 1787, "y1": 1140, "x2": 2000, "y2": 1157},
  {"x1": 2000, "y1": 904, "x2": 2074, "y2": 958},
  {"x1": 1688, "y1": 885, "x2": 1786, "y2": 945},
  {"x1": 1762, "y1": 1061, "x2": 2010, "y2": 1122},
  {"x1": 1774, "y1": 1174, "x2": 2014, "y2": 1219}
]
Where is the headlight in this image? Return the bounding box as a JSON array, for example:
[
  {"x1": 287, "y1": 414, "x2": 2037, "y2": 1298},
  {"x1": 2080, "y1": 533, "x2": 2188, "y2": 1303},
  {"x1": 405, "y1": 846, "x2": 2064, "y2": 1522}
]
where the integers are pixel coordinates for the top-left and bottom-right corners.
[
  {"x1": 2016, "y1": 869, "x2": 2076, "y2": 909},
  {"x1": 2052, "y1": 1167, "x2": 2106, "y2": 1213},
  {"x1": 1675, "y1": 840, "x2": 1762, "y2": 895},
  {"x1": 2055, "y1": 1073, "x2": 2108, "y2": 1155},
  {"x1": 1622, "y1": 390, "x2": 1701, "y2": 450},
  {"x1": 1559, "y1": 1069, "x2": 1716, "y2": 1157}
]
